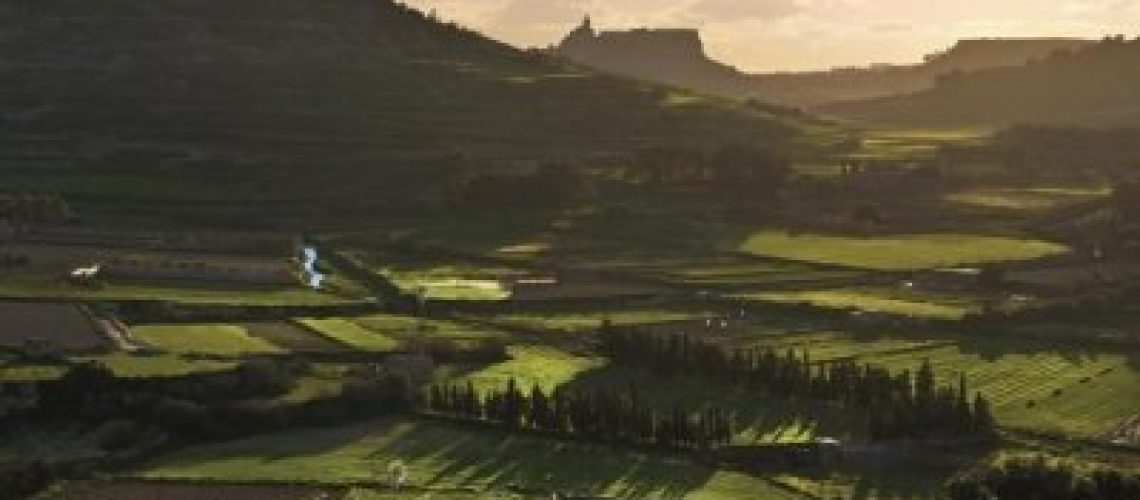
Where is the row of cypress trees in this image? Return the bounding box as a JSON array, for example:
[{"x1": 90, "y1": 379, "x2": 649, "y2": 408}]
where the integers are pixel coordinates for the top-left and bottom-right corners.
[
  {"x1": 428, "y1": 378, "x2": 732, "y2": 451},
  {"x1": 600, "y1": 327, "x2": 995, "y2": 440}
]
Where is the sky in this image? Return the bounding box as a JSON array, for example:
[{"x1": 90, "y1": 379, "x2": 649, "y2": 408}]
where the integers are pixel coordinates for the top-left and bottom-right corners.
[{"x1": 401, "y1": 0, "x2": 1140, "y2": 72}]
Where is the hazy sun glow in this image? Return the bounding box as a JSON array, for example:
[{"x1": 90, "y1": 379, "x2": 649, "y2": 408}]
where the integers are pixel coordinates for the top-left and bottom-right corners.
[{"x1": 402, "y1": 0, "x2": 1140, "y2": 72}]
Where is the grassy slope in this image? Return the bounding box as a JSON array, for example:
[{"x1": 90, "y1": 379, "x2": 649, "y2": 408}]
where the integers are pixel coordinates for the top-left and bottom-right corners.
[
  {"x1": 859, "y1": 342, "x2": 1140, "y2": 437},
  {"x1": 136, "y1": 418, "x2": 803, "y2": 499},
  {"x1": 297, "y1": 318, "x2": 401, "y2": 352},
  {"x1": 132, "y1": 324, "x2": 284, "y2": 356}
]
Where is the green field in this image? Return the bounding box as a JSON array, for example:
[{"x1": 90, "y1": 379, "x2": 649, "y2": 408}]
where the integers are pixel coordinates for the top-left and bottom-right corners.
[
  {"x1": 377, "y1": 262, "x2": 522, "y2": 301},
  {"x1": 136, "y1": 418, "x2": 804, "y2": 499},
  {"x1": 736, "y1": 287, "x2": 982, "y2": 319},
  {"x1": 297, "y1": 318, "x2": 401, "y2": 352},
  {"x1": 739, "y1": 231, "x2": 1068, "y2": 270},
  {"x1": 350, "y1": 314, "x2": 509, "y2": 343},
  {"x1": 0, "y1": 363, "x2": 71, "y2": 381},
  {"x1": 851, "y1": 129, "x2": 986, "y2": 161},
  {"x1": 132, "y1": 324, "x2": 284, "y2": 356},
  {"x1": 454, "y1": 346, "x2": 604, "y2": 392}
]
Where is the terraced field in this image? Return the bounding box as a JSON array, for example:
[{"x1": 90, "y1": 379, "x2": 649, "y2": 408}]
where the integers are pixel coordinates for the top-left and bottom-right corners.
[
  {"x1": 131, "y1": 324, "x2": 284, "y2": 356},
  {"x1": 855, "y1": 343, "x2": 1140, "y2": 437},
  {"x1": 739, "y1": 231, "x2": 1068, "y2": 270}
]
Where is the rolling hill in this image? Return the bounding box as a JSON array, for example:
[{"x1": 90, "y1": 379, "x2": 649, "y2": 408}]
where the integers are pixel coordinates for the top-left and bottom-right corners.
[
  {"x1": 820, "y1": 36, "x2": 1140, "y2": 128},
  {"x1": 0, "y1": 0, "x2": 813, "y2": 227},
  {"x1": 553, "y1": 20, "x2": 1088, "y2": 108}
]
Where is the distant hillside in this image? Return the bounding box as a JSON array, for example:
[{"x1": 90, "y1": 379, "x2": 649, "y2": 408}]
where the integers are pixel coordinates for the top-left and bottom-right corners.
[
  {"x1": 553, "y1": 20, "x2": 1089, "y2": 107},
  {"x1": 821, "y1": 37, "x2": 1140, "y2": 128},
  {"x1": 753, "y1": 38, "x2": 1092, "y2": 107},
  {"x1": 0, "y1": 0, "x2": 807, "y2": 226}
]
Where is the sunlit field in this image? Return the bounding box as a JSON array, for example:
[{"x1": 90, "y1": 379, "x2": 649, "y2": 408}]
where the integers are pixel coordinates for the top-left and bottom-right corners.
[{"x1": 740, "y1": 231, "x2": 1068, "y2": 270}]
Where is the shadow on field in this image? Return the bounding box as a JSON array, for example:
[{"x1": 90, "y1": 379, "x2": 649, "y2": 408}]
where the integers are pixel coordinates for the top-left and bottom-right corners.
[{"x1": 371, "y1": 419, "x2": 714, "y2": 497}]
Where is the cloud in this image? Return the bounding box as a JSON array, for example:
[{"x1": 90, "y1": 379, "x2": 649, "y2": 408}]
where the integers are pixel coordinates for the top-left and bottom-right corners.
[
  {"x1": 402, "y1": 0, "x2": 1140, "y2": 71},
  {"x1": 685, "y1": 0, "x2": 803, "y2": 22},
  {"x1": 494, "y1": 0, "x2": 582, "y2": 24},
  {"x1": 870, "y1": 22, "x2": 913, "y2": 34}
]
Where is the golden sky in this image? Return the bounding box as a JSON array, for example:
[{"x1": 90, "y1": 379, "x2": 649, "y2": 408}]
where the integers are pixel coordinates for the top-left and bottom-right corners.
[{"x1": 402, "y1": 0, "x2": 1139, "y2": 72}]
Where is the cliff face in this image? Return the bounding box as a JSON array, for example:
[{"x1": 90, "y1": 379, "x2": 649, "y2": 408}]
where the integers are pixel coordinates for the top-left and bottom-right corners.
[{"x1": 553, "y1": 21, "x2": 1091, "y2": 108}]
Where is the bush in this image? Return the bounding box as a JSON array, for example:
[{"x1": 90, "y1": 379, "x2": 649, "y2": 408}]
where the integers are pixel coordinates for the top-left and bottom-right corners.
[{"x1": 92, "y1": 419, "x2": 146, "y2": 452}]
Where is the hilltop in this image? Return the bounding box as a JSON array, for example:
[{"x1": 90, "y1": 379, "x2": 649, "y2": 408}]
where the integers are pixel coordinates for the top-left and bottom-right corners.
[
  {"x1": 0, "y1": 0, "x2": 812, "y2": 228},
  {"x1": 821, "y1": 36, "x2": 1140, "y2": 128},
  {"x1": 553, "y1": 20, "x2": 1088, "y2": 107}
]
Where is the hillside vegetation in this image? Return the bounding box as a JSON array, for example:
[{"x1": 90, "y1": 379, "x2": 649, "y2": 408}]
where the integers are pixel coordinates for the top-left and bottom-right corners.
[
  {"x1": 0, "y1": 0, "x2": 812, "y2": 227},
  {"x1": 822, "y1": 36, "x2": 1140, "y2": 128}
]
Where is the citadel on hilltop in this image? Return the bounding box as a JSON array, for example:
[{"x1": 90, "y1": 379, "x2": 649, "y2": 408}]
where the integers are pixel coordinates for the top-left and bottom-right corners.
[
  {"x1": 554, "y1": 16, "x2": 739, "y2": 93},
  {"x1": 558, "y1": 16, "x2": 712, "y2": 68}
]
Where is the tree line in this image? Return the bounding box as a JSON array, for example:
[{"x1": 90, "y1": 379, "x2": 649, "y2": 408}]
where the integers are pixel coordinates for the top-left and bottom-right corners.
[
  {"x1": 948, "y1": 455, "x2": 1140, "y2": 500},
  {"x1": 630, "y1": 144, "x2": 790, "y2": 211},
  {"x1": 427, "y1": 378, "x2": 732, "y2": 451},
  {"x1": 600, "y1": 327, "x2": 995, "y2": 441},
  {"x1": 0, "y1": 359, "x2": 410, "y2": 441},
  {"x1": 445, "y1": 160, "x2": 586, "y2": 210}
]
